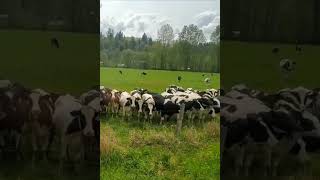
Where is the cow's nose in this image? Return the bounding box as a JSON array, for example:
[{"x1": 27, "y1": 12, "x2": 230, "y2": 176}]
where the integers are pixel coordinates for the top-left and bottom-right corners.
[
  {"x1": 31, "y1": 110, "x2": 41, "y2": 117},
  {"x1": 84, "y1": 129, "x2": 95, "y2": 136}
]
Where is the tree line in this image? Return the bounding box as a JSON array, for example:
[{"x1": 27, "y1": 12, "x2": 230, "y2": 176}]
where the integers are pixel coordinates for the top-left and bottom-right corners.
[{"x1": 100, "y1": 24, "x2": 220, "y2": 73}]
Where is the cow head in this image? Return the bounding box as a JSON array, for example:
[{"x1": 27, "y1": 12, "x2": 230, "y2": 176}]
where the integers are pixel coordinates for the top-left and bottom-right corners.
[
  {"x1": 30, "y1": 92, "x2": 42, "y2": 119},
  {"x1": 131, "y1": 92, "x2": 143, "y2": 112},
  {"x1": 14, "y1": 90, "x2": 32, "y2": 115},
  {"x1": 88, "y1": 96, "x2": 101, "y2": 113},
  {"x1": 130, "y1": 95, "x2": 136, "y2": 108},
  {"x1": 28, "y1": 92, "x2": 53, "y2": 136},
  {"x1": 81, "y1": 105, "x2": 95, "y2": 137}
]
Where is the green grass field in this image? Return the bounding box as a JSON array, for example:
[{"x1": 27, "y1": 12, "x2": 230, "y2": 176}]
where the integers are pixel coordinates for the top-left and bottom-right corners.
[
  {"x1": 100, "y1": 67, "x2": 220, "y2": 179},
  {"x1": 101, "y1": 118, "x2": 220, "y2": 180},
  {"x1": 100, "y1": 67, "x2": 220, "y2": 92},
  {"x1": 0, "y1": 30, "x2": 99, "y2": 95},
  {"x1": 222, "y1": 41, "x2": 320, "y2": 92}
]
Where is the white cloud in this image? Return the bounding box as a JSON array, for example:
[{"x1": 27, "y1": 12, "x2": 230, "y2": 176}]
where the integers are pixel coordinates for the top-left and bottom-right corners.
[
  {"x1": 101, "y1": 12, "x2": 171, "y2": 39},
  {"x1": 100, "y1": 1, "x2": 219, "y2": 41},
  {"x1": 194, "y1": 11, "x2": 220, "y2": 40}
]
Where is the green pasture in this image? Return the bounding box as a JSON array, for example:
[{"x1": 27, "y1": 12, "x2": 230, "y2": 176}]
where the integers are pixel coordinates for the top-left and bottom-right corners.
[
  {"x1": 100, "y1": 67, "x2": 220, "y2": 92},
  {"x1": 221, "y1": 41, "x2": 320, "y2": 92},
  {"x1": 0, "y1": 30, "x2": 99, "y2": 95}
]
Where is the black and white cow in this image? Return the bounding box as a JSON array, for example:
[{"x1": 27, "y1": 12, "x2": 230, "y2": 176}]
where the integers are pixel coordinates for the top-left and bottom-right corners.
[
  {"x1": 0, "y1": 83, "x2": 31, "y2": 160},
  {"x1": 268, "y1": 87, "x2": 320, "y2": 175},
  {"x1": 79, "y1": 90, "x2": 100, "y2": 160},
  {"x1": 100, "y1": 87, "x2": 112, "y2": 114},
  {"x1": 110, "y1": 89, "x2": 121, "y2": 116},
  {"x1": 280, "y1": 58, "x2": 296, "y2": 79},
  {"x1": 141, "y1": 93, "x2": 155, "y2": 121},
  {"x1": 52, "y1": 94, "x2": 96, "y2": 174},
  {"x1": 160, "y1": 98, "x2": 185, "y2": 124},
  {"x1": 26, "y1": 89, "x2": 54, "y2": 166},
  {"x1": 130, "y1": 90, "x2": 144, "y2": 118},
  {"x1": 221, "y1": 85, "x2": 320, "y2": 176},
  {"x1": 119, "y1": 92, "x2": 133, "y2": 120},
  {"x1": 220, "y1": 93, "x2": 277, "y2": 176},
  {"x1": 80, "y1": 90, "x2": 100, "y2": 141}
]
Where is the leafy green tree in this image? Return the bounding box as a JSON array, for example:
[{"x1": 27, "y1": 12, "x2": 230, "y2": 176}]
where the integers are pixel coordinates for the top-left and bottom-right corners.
[{"x1": 100, "y1": 27, "x2": 219, "y2": 73}]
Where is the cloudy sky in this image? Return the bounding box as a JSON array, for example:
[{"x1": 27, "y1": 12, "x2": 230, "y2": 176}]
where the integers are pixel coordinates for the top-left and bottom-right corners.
[{"x1": 100, "y1": 0, "x2": 219, "y2": 41}]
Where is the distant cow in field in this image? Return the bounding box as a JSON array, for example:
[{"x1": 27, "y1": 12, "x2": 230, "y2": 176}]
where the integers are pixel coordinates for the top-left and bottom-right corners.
[
  {"x1": 142, "y1": 72, "x2": 147, "y2": 76},
  {"x1": 295, "y1": 40, "x2": 302, "y2": 53},
  {"x1": 272, "y1": 47, "x2": 279, "y2": 54},
  {"x1": 280, "y1": 58, "x2": 296, "y2": 72},
  {"x1": 51, "y1": 38, "x2": 60, "y2": 48},
  {"x1": 204, "y1": 78, "x2": 211, "y2": 84},
  {"x1": 178, "y1": 76, "x2": 182, "y2": 82},
  {"x1": 296, "y1": 44, "x2": 302, "y2": 53}
]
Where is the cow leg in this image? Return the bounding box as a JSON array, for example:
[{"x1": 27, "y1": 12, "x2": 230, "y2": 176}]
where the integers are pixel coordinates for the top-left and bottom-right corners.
[
  {"x1": 122, "y1": 107, "x2": 126, "y2": 121},
  {"x1": 15, "y1": 131, "x2": 22, "y2": 161},
  {"x1": 0, "y1": 134, "x2": 3, "y2": 159},
  {"x1": 74, "y1": 135, "x2": 85, "y2": 174},
  {"x1": 137, "y1": 112, "x2": 141, "y2": 122},
  {"x1": 265, "y1": 149, "x2": 272, "y2": 176},
  {"x1": 116, "y1": 104, "x2": 120, "y2": 116},
  {"x1": 296, "y1": 138, "x2": 309, "y2": 175},
  {"x1": 200, "y1": 111, "x2": 206, "y2": 123},
  {"x1": 41, "y1": 136, "x2": 50, "y2": 163},
  {"x1": 186, "y1": 111, "x2": 191, "y2": 126},
  {"x1": 144, "y1": 111, "x2": 148, "y2": 123},
  {"x1": 112, "y1": 104, "x2": 115, "y2": 116},
  {"x1": 233, "y1": 145, "x2": 244, "y2": 176},
  {"x1": 127, "y1": 107, "x2": 132, "y2": 121},
  {"x1": 271, "y1": 160, "x2": 279, "y2": 176},
  {"x1": 58, "y1": 137, "x2": 67, "y2": 176},
  {"x1": 110, "y1": 104, "x2": 114, "y2": 116},
  {"x1": 244, "y1": 156, "x2": 252, "y2": 176},
  {"x1": 31, "y1": 132, "x2": 38, "y2": 169},
  {"x1": 148, "y1": 105, "x2": 153, "y2": 123},
  {"x1": 211, "y1": 108, "x2": 216, "y2": 120}
]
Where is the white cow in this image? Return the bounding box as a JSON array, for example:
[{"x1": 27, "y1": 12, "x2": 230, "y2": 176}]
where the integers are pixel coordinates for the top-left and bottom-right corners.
[
  {"x1": 53, "y1": 94, "x2": 96, "y2": 174},
  {"x1": 142, "y1": 94, "x2": 155, "y2": 120},
  {"x1": 119, "y1": 92, "x2": 133, "y2": 120}
]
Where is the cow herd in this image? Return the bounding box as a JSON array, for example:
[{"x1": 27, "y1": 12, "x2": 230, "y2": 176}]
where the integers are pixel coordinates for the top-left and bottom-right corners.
[
  {"x1": 0, "y1": 80, "x2": 99, "y2": 174},
  {"x1": 221, "y1": 84, "x2": 320, "y2": 176},
  {"x1": 100, "y1": 85, "x2": 221, "y2": 125}
]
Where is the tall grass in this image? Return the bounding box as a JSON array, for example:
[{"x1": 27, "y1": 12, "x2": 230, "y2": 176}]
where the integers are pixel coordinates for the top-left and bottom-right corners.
[{"x1": 100, "y1": 118, "x2": 220, "y2": 179}]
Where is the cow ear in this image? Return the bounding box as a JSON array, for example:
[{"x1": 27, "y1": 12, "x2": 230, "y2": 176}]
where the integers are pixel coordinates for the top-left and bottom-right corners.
[{"x1": 70, "y1": 110, "x2": 81, "y2": 117}]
